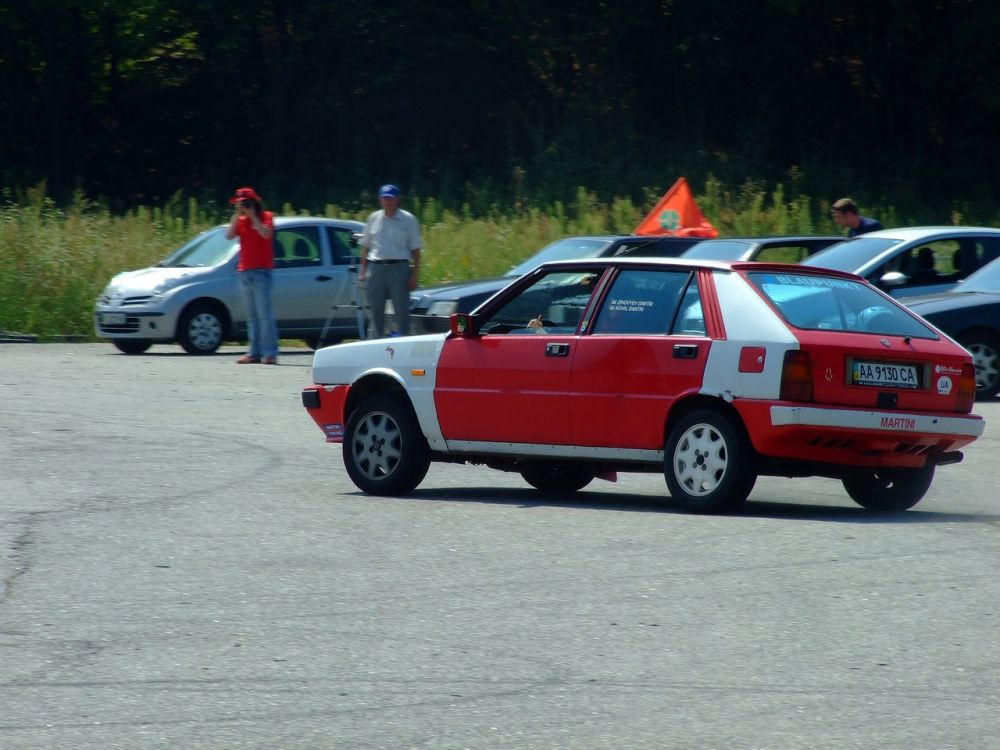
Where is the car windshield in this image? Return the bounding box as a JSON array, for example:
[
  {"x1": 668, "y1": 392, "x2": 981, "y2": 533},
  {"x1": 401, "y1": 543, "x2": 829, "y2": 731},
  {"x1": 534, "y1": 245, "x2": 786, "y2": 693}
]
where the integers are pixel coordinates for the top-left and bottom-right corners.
[
  {"x1": 957, "y1": 257, "x2": 1000, "y2": 292},
  {"x1": 681, "y1": 240, "x2": 754, "y2": 260},
  {"x1": 505, "y1": 238, "x2": 613, "y2": 277},
  {"x1": 160, "y1": 227, "x2": 237, "y2": 268},
  {"x1": 747, "y1": 271, "x2": 939, "y2": 339},
  {"x1": 799, "y1": 237, "x2": 899, "y2": 272}
]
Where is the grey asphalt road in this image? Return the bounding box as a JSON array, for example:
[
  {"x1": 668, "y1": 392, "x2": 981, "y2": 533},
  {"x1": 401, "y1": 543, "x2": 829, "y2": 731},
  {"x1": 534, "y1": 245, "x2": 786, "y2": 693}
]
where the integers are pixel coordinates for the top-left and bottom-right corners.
[{"x1": 2, "y1": 343, "x2": 999, "y2": 750}]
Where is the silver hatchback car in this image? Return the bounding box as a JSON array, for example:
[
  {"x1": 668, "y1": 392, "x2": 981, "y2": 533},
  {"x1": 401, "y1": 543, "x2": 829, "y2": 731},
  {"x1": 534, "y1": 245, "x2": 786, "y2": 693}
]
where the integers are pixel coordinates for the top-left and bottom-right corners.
[{"x1": 94, "y1": 217, "x2": 365, "y2": 354}]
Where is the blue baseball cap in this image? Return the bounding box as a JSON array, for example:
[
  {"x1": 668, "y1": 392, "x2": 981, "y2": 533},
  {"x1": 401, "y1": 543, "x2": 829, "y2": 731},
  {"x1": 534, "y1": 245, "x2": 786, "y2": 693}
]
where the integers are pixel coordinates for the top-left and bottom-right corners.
[{"x1": 378, "y1": 184, "x2": 401, "y2": 198}]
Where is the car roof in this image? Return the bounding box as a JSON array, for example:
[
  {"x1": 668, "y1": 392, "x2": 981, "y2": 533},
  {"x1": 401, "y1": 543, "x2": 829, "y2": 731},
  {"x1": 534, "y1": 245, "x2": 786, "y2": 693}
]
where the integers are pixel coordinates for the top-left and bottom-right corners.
[
  {"x1": 553, "y1": 235, "x2": 699, "y2": 242},
  {"x1": 211, "y1": 216, "x2": 364, "y2": 229},
  {"x1": 850, "y1": 226, "x2": 1000, "y2": 242},
  {"x1": 272, "y1": 216, "x2": 364, "y2": 228},
  {"x1": 535, "y1": 255, "x2": 865, "y2": 280},
  {"x1": 698, "y1": 235, "x2": 842, "y2": 242}
]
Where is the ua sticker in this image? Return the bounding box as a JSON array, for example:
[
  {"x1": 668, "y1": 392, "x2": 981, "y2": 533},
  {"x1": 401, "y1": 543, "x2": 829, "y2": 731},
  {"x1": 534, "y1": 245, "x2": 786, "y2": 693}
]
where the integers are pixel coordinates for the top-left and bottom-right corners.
[
  {"x1": 937, "y1": 375, "x2": 953, "y2": 395},
  {"x1": 659, "y1": 209, "x2": 681, "y2": 230}
]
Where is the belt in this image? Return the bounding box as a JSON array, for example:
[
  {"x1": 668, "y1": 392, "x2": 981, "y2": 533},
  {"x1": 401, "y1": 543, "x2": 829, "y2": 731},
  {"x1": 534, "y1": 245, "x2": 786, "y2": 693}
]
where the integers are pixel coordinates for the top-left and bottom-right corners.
[{"x1": 368, "y1": 259, "x2": 409, "y2": 264}]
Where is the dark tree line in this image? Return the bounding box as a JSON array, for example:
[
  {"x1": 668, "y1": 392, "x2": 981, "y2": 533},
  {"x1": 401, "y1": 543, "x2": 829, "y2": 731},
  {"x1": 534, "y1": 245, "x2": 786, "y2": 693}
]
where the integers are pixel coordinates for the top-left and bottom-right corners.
[{"x1": 3, "y1": 0, "x2": 1000, "y2": 217}]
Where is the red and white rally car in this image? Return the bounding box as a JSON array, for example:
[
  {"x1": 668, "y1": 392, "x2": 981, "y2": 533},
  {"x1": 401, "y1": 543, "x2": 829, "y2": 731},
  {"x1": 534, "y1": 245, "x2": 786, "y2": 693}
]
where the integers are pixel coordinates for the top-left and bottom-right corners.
[{"x1": 302, "y1": 258, "x2": 985, "y2": 513}]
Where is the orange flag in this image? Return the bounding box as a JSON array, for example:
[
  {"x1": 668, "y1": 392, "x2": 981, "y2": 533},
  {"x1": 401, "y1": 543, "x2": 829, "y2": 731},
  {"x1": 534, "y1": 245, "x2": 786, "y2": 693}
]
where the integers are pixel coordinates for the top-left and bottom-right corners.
[{"x1": 634, "y1": 177, "x2": 719, "y2": 238}]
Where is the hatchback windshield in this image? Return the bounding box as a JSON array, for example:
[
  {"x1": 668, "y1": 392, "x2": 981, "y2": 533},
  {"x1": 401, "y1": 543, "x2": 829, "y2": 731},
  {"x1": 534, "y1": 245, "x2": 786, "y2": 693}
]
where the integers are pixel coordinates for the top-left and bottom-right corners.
[
  {"x1": 160, "y1": 227, "x2": 237, "y2": 268},
  {"x1": 747, "y1": 271, "x2": 938, "y2": 339},
  {"x1": 506, "y1": 238, "x2": 612, "y2": 277},
  {"x1": 958, "y1": 257, "x2": 1000, "y2": 292},
  {"x1": 800, "y1": 237, "x2": 899, "y2": 272}
]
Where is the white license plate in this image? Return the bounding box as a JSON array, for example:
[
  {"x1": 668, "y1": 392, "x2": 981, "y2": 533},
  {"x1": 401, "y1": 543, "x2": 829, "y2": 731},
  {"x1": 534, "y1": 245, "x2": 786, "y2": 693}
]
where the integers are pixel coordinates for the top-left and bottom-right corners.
[
  {"x1": 852, "y1": 360, "x2": 920, "y2": 389},
  {"x1": 101, "y1": 313, "x2": 127, "y2": 325}
]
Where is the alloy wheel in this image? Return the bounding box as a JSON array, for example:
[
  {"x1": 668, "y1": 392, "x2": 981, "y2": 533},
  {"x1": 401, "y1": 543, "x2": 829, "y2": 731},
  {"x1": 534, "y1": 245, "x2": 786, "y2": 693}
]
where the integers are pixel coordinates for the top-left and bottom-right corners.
[{"x1": 672, "y1": 422, "x2": 729, "y2": 497}]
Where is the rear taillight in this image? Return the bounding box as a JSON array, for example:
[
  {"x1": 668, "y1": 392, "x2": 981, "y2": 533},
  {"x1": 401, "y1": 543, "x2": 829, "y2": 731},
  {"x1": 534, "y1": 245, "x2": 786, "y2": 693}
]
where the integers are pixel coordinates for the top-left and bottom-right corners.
[
  {"x1": 780, "y1": 350, "x2": 814, "y2": 402},
  {"x1": 955, "y1": 362, "x2": 977, "y2": 413}
]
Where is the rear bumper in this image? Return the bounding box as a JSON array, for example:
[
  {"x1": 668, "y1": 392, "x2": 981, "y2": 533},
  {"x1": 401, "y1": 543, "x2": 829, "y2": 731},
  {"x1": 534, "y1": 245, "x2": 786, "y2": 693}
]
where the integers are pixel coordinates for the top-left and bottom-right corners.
[
  {"x1": 770, "y1": 406, "x2": 985, "y2": 438},
  {"x1": 302, "y1": 384, "x2": 351, "y2": 442},
  {"x1": 736, "y1": 402, "x2": 984, "y2": 468}
]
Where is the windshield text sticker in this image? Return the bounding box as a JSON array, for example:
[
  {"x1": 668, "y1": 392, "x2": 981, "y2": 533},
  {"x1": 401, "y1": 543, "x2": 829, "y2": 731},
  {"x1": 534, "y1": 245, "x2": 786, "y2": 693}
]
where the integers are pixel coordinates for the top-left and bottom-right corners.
[{"x1": 609, "y1": 299, "x2": 654, "y2": 313}]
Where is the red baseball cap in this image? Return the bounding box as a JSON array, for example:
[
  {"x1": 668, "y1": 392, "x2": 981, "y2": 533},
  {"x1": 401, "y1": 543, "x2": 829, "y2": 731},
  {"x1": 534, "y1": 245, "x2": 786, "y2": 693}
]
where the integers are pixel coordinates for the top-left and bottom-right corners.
[{"x1": 229, "y1": 187, "x2": 262, "y2": 203}]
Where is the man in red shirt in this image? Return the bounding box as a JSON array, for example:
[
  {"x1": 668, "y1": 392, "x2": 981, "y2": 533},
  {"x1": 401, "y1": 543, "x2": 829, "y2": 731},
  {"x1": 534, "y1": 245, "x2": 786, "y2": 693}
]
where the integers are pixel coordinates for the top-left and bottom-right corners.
[{"x1": 226, "y1": 187, "x2": 278, "y2": 364}]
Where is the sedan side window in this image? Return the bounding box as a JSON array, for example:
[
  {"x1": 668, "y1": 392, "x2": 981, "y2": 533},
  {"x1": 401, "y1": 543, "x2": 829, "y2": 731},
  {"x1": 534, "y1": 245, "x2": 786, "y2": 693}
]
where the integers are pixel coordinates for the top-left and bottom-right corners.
[
  {"x1": 274, "y1": 226, "x2": 322, "y2": 268},
  {"x1": 879, "y1": 241, "x2": 960, "y2": 288},
  {"x1": 591, "y1": 269, "x2": 690, "y2": 335}
]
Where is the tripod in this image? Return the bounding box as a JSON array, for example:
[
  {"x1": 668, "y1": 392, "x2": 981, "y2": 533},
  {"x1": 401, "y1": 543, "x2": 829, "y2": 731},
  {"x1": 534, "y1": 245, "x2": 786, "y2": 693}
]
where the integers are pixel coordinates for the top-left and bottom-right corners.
[{"x1": 318, "y1": 257, "x2": 367, "y2": 346}]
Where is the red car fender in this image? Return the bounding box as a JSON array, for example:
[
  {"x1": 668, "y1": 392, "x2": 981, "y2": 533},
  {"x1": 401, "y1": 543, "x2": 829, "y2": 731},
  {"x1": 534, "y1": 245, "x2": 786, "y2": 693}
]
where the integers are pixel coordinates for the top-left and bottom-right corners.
[{"x1": 302, "y1": 384, "x2": 351, "y2": 442}]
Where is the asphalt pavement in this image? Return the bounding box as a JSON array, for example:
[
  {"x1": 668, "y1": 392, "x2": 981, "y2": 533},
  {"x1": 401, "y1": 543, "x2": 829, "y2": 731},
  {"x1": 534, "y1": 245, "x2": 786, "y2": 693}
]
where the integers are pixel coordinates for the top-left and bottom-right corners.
[{"x1": 2, "y1": 343, "x2": 999, "y2": 750}]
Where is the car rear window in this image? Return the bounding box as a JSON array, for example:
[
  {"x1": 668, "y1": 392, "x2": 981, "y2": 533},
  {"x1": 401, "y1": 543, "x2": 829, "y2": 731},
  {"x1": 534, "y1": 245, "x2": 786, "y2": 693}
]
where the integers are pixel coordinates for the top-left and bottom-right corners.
[{"x1": 746, "y1": 271, "x2": 939, "y2": 339}]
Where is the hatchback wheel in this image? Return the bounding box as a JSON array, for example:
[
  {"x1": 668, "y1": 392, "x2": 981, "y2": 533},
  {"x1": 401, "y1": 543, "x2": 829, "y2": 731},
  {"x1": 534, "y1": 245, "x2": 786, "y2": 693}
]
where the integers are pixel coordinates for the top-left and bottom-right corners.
[
  {"x1": 664, "y1": 409, "x2": 757, "y2": 513},
  {"x1": 343, "y1": 396, "x2": 430, "y2": 495},
  {"x1": 520, "y1": 463, "x2": 595, "y2": 493},
  {"x1": 177, "y1": 304, "x2": 225, "y2": 354},
  {"x1": 842, "y1": 464, "x2": 935, "y2": 512},
  {"x1": 959, "y1": 331, "x2": 1000, "y2": 398}
]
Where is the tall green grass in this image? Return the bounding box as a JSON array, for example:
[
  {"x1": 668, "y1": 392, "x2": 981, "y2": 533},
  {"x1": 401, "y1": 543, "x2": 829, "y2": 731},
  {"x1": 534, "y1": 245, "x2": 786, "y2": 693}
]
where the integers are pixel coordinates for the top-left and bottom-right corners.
[{"x1": 0, "y1": 179, "x2": 947, "y2": 339}]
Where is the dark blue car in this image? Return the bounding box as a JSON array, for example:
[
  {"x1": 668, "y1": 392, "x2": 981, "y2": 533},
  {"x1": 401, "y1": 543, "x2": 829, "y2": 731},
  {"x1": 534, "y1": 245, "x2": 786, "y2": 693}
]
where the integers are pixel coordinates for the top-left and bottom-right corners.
[{"x1": 905, "y1": 257, "x2": 1000, "y2": 398}]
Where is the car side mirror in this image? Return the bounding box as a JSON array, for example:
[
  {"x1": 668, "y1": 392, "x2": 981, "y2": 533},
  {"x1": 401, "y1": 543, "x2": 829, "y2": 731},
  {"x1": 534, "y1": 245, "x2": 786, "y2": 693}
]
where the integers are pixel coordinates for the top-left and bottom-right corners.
[
  {"x1": 879, "y1": 271, "x2": 908, "y2": 288},
  {"x1": 450, "y1": 312, "x2": 479, "y2": 337}
]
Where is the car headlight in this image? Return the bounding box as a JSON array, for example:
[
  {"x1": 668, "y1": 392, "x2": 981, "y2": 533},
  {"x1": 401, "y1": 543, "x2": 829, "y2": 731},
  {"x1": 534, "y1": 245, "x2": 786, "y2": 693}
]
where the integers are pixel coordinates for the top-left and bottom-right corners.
[{"x1": 426, "y1": 301, "x2": 458, "y2": 317}]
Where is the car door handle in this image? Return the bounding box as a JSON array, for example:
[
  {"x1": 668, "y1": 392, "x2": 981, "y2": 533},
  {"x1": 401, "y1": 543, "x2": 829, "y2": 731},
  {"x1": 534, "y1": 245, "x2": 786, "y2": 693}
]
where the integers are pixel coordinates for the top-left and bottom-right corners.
[
  {"x1": 545, "y1": 343, "x2": 570, "y2": 357},
  {"x1": 315, "y1": 275, "x2": 333, "y2": 281},
  {"x1": 673, "y1": 344, "x2": 699, "y2": 359}
]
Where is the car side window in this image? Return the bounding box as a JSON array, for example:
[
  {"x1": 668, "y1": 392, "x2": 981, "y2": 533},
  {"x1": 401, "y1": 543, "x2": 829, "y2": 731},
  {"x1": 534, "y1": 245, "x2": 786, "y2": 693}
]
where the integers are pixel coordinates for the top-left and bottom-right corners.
[
  {"x1": 755, "y1": 244, "x2": 811, "y2": 263},
  {"x1": 478, "y1": 270, "x2": 601, "y2": 334},
  {"x1": 885, "y1": 241, "x2": 958, "y2": 286},
  {"x1": 672, "y1": 276, "x2": 706, "y2": 335},
  {"x1": 979, "y1": 237, "x2": 1000, "y2": 268},
  {"x1": 327, "y1": 227, "x2": 359, "y2": 265},
  {"x1": 950, "y1": 237, "x2": 1000, "y2": 279},
  {"x1": 591, "y1": 269, "x2": 689, "y2": 335},
  {"x1": 274, "y1": 226, "x2": 322, "y2": 268}
]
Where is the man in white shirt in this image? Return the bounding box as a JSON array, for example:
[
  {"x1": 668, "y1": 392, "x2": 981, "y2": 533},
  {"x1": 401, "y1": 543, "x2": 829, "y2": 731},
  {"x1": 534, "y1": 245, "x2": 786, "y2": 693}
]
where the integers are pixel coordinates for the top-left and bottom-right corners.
[{"x1": 358, "y1": 184, "x2": 422, "y2": 338}]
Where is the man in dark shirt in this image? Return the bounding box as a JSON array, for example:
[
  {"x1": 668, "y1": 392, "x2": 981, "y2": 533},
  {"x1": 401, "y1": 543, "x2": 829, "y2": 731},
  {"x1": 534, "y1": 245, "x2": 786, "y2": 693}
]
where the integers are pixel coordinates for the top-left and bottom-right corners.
[{"x1": 832, "y1": 197, "x2": 883, "y2": 237}]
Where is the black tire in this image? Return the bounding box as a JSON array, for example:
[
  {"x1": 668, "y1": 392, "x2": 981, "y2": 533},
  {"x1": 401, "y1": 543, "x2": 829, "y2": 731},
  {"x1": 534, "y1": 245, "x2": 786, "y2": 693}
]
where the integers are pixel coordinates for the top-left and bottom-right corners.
[
  {"x1": 520, "y1": 463, "x2": 596, "y2": 493},
  {"x1": 842, "y1": 464, "x2": 935, "y2": 512},
  {"x1": 958, "y1": 330, "x2": 1000, "y2": 399},
  {"x1": 177, "y1": 303, "x2": 226, "y2": 355},
  {"x1": 343, "y1": 395, "x2": 430, "y2": 495},
  {"x1": 664, "y1": 408, "x2": 757, "y2": 513},
  {"x1": 112, "y1": 339, "x2": 153, "y2": 355}
]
